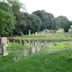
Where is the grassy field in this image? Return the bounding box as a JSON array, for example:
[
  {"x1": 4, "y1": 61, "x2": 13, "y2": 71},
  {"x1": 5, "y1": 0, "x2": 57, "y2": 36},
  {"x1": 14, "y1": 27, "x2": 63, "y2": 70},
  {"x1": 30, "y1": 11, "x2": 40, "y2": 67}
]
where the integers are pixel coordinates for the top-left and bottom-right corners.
[
  {"x1": 16, "y1": 33, "x2": 72, "y2": 40},
  {"x1": 0, "y1": 41, "x2": 72, "y2": 72}
]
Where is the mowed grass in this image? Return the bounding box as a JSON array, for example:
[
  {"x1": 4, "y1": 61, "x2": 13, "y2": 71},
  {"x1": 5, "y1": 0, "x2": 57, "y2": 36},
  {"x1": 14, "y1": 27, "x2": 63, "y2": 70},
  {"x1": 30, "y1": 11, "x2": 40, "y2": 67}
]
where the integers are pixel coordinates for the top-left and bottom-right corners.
[{"x1": 0, "y1": 46, "x2": 72, "y2": 72}]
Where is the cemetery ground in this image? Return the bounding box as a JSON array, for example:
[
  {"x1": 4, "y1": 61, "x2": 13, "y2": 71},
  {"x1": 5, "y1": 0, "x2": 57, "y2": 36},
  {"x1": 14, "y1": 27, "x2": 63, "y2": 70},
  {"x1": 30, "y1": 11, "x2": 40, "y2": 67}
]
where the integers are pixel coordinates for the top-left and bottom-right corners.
[
  {"x1": 0, "y1": 34, "x2": 72, "y2": 72},
  {"x1": 17, "y1": 33, "x2": 72, "y2": 40}
]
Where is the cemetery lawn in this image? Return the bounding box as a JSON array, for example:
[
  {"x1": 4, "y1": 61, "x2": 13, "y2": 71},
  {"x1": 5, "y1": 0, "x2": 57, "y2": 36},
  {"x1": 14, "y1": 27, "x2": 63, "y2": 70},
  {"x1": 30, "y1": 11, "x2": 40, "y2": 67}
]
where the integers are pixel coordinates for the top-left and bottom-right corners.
[
  {"x1": 16, "y1": 34, "x2": 72, "y2": 40},
  {"x1": 0, "y1": 47, "x2": 72, "y2": 72}
]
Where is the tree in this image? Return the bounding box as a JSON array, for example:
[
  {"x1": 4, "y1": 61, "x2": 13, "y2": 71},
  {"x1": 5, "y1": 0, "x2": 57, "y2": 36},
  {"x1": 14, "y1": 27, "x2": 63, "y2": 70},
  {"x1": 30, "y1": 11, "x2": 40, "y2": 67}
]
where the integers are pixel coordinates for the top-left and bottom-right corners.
[
  {"x1": 7, "y1": 0, "x2": 25, "y2": 35},
  {"x1": 7, "y1": 0, "x2": 21, "y2": 15},
  {"x1": 0, "y1": 1, "x2": 16, "y2": 36},
  {"x1": 0, "y1": 9, "x2": 15, "y2": 36},
  {"x1": 14, "y1": 12, "x2": 42, "y2": 35},
  {"x1": 33, "y1": 10, "x2": 55, "y2": 30},
  {"x1": 55, "y1": 16, "x2": 71, "y2": 32},
  {"x1": 0, "y1": 2, "x2": 12, "y2": 12},
  {"x1": 31, "y1": 14, "x2": 42, "y2": 32}
]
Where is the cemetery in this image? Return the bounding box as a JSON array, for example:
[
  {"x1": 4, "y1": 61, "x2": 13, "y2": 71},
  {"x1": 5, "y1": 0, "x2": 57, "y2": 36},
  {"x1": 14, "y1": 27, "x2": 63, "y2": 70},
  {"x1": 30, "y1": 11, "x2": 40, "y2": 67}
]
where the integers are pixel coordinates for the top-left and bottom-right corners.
[
  {"x1": 1, "y1": 0, "x2": 72, "y2": 72},
  {"x1": 0, "y1": 33, "x2": 72, "y2": 72}
]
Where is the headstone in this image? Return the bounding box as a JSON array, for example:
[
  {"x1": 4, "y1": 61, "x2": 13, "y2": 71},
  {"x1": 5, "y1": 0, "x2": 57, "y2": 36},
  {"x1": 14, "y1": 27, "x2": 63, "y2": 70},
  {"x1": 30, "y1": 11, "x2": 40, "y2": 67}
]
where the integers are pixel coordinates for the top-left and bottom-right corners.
[
  {"x1": 21, "y1": 40, "x2": 24, "y2": 45},
  {"x1": 29, "y1": 30, "x2": 31, "y2": 35},
  {"x1": 56, "y1": 28, "x2": 64, "y2": 33},
  {"x1": 2, "y1": 43, "x2": 8, "y2": 56},
  {"x1": 23, "y1": 49, "x2": 29, "y2": 56},
  {"x1": 45, "y1": 41, "x2": 48, "y2": 48},
  {"x1": 68, "y1": 26, "x2": 72, "y2": 33},
  {"x1": 70, "y1": 25, "x2": 72, "y2": 28},
  {"x1": 0, "y1": 37, "x2": 8, "y2": 56},
  {"x1": 36, "y1": 47, "x2": 41, "y2": 52},
  {"x1": 48, "y1": 43, "x2": 54, "y2": 48},
  {"x1": 13, "y1": 55, "x2": 21, "y2": 62},
  {"x1": 35, "y1": 32, "x2": 38, "y2": 35},
  {"x1": 0, "y1": 44, "x2": 2, "y2": 54},
  {"x1": 31, "y1": 46, "x2": 36, "y2": 53}
]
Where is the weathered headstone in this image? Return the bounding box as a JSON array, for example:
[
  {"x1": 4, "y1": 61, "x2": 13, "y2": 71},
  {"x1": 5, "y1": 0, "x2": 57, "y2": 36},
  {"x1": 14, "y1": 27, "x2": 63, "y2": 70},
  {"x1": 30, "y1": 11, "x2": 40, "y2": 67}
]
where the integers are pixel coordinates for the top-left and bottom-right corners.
[
  {"x1": 36, "y1": 47, "x2": 41, "y2": 52},
  {"x1": 31, "y1": 46, "x2": 36, "y2": 53},
  {"x1": 0, "y1": 37, "x2": 8, "y2": 56},
  {"x1": 13, "y1": 55, "x2": 21, "y2": 62},
  {"x1": 0, "y1": 44, "x2": 2, "y2": 54},
  {"x1": 23, "y1": 49, "x2": 29, "y2": 56}
]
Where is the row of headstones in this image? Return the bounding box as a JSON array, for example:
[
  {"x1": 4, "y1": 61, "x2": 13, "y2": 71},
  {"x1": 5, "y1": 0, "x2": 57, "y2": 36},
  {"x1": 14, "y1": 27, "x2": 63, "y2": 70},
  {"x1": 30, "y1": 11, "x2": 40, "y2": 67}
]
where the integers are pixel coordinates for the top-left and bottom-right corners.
[
  {"x1": 9, "y1": 38, "x2": 55, "y2": 62},
  {"x1": 13, "y1": 41, "x2": 50, "y2": 62},
  {"x1": 9, "y1": 38, "x2": 72, "y2": 45},
  {"x1": 9, "y1": 38, "x2": 50, "y2": 61},
  {"x1": 9, "y1": 38, "x2": 51, "y2": 48},
  {"x1": 13, "y1": 40, "x2": 55, "y2": 62},
  {"x1": 9, "y1": 38, "x2": 49, "y2": 54},
  {"x1": 13, "y1": 42, "x2": 40, "y2": 62}
]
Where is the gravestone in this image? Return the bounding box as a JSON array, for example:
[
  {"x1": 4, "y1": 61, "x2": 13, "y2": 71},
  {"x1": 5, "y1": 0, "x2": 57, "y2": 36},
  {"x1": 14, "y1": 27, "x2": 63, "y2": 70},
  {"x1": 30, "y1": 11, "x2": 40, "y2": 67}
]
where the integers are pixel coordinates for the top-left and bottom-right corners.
[
  {"x1": 68, "y1": 26, "x2": 72, "y2": 33},
  {"x1": 36, "y1": 46, "x2": 41, "y2": 52},
  {"x1": 28, "y1": 30, "x2": 31, "y2": 35},
  {"x1": 31, "y1": 45, "x2": 36, "y2": 53},
  {"x1": 13, "y1": 55, "x2": 22, "y2": 62},
  {"x1": 0, "y1": 44, "x2": 2, "y2": 54},
  {"x1": 23, "y1": 49, "x2": 29, "y2": 56},
  {"x1": 35, "y1": 32, "x2": 38, "y2": 35},
  {"x1": 0, "y1": 37, "x2": 8, "y2": 56}
]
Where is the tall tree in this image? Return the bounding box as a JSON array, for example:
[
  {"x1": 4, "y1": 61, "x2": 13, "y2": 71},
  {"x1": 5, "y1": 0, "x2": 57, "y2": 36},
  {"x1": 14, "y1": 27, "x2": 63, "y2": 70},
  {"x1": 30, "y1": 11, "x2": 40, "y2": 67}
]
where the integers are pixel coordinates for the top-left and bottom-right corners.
[
  {"x1": 33, "y1": 10, "x2": 55, "y2": 30},
  {"x1": 55, "y1": 16, "x2": 71, "y2": 32},
  {"x1": 0, "y1": 2, "x2": 16, "y2": 36},
  {"x1": 7, "y1": 0, "x2": 25, "y2": 35}
]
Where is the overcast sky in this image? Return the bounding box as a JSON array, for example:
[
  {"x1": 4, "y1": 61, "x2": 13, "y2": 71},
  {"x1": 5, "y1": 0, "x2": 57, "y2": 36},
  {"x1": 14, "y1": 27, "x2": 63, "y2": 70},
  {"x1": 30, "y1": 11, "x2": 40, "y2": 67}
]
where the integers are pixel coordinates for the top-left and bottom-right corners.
[{"x1": 20, "y1": 0, "x2": 72, "y2": 20}]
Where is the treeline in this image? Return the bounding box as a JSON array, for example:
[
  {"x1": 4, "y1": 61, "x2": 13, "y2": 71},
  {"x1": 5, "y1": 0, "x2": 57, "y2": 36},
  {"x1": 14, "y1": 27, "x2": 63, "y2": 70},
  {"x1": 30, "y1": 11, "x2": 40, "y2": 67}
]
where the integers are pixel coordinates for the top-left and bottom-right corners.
[{"x1": 0, "y1": 0, "x2": 71, "y2": 36}]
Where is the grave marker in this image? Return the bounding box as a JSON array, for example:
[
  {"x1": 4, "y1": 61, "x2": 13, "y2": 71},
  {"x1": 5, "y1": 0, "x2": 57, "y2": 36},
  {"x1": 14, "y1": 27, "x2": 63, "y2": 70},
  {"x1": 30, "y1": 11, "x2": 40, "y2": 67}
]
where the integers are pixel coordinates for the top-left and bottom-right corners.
[{"x1": 0, "y1": 37, "x2": 8, "y2": 56}]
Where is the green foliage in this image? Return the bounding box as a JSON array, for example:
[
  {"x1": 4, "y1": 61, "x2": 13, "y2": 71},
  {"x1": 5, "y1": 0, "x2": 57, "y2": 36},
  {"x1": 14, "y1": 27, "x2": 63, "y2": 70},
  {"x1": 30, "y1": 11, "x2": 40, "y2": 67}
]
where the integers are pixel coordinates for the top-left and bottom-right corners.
[
  {"x1": 0, "y1": 9, "x2": 16, "y2": 36},
  {"x1": 0, "y1": 2, "x2": 12, "y2": 12},
  {"x1": 7, "y1": 0, "x2": 22, "y2": 16},
  {"x1": 55, "y1": 16, "x2": 71, "y2": 32},
  {"x1": 31, "y1": 14, "x2": 42, "y2": 32},
  {"x1": 0, "y1": 0, "x2": 24, "y2": 36},
  {"x1": 14, "y1": 12, "x2": 42, "y2": 35},
  {"x1": 33, "y1": 10, "x2": 55, "y2": 30}
]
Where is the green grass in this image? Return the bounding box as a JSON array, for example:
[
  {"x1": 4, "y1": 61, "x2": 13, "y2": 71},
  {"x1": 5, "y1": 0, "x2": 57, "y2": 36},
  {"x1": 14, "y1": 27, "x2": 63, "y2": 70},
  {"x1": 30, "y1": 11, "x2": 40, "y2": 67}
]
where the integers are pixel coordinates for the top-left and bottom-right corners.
[
  {"x1": 8, "y1": 42, "x2": 32, "y2": 50},
  {"x1": 0, "y1": 43, "x2": 72, "y2": 72},
  {"x1": 16, "y1": 33, "x2": 72, "y2": 40},
  {"x1": 8, "y1": 42, "x2": 32, "y2": 56}
]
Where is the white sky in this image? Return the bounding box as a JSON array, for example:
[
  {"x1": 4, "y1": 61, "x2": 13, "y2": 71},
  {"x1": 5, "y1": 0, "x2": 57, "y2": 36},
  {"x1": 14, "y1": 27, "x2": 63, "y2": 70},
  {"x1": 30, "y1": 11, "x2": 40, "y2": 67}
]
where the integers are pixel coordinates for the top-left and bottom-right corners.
[{"x1": 20, "y1": 0, "x2": 72, "y2": 21}]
